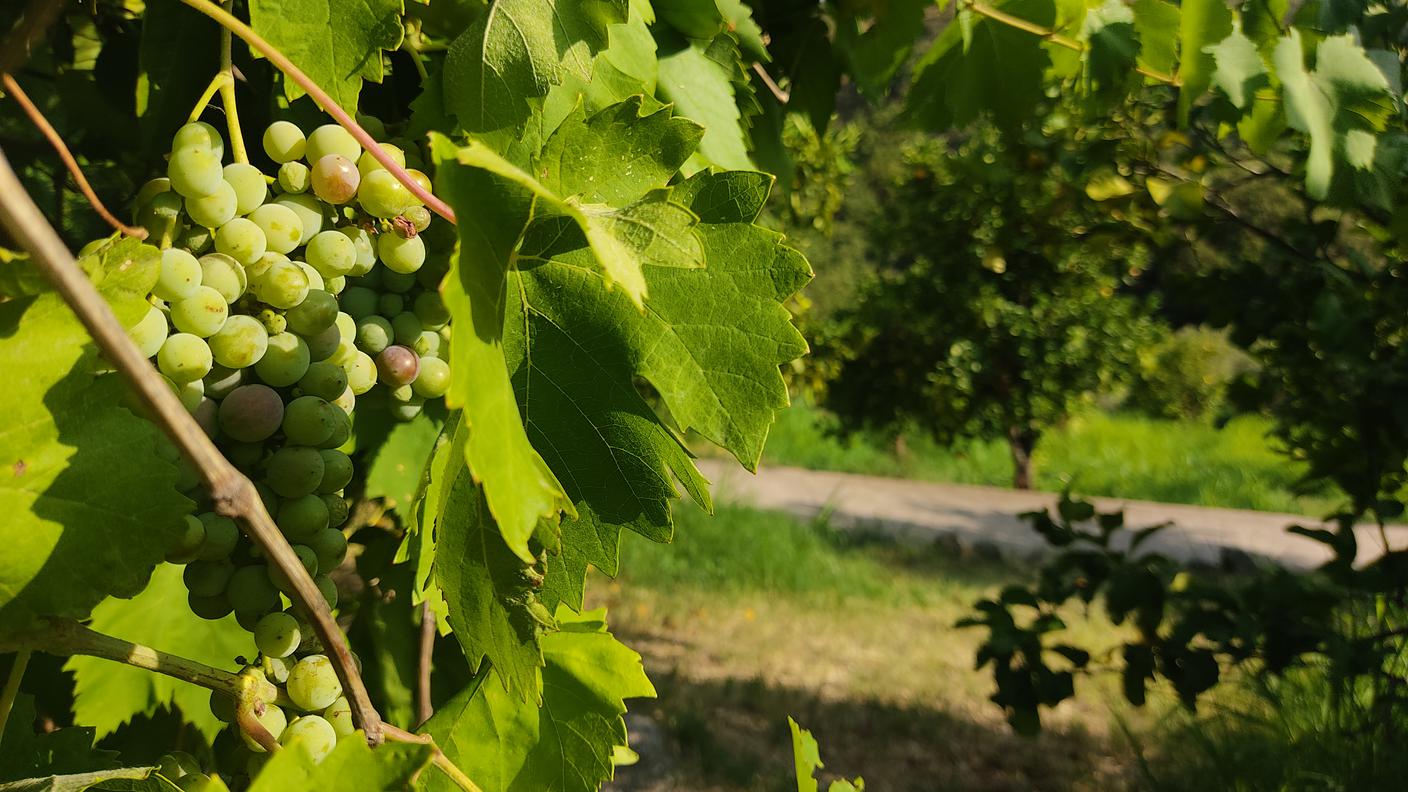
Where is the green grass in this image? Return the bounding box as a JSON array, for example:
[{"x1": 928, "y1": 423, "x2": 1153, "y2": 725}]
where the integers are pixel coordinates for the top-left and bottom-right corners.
[{"x1": 756, "y1": 403, "x2": 1344, "y2": 515}]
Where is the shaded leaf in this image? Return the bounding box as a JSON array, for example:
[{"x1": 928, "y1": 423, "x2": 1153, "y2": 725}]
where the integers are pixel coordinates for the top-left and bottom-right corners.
[{"x1": 247, "y1": 0, "x2": 403, "y2": 113}]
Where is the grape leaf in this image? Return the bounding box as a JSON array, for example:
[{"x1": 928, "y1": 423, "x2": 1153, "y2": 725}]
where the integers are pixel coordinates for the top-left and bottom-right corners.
[
  {"x1": 432, "y1": 460, "x2": 549, "y2": 699},
  {"x1": 65, "y1": 564, "x2": 249, "y2": 741},
  {"x1": 654, "y1": 0, "x2": 767, "y2": 61},
  {"x1": 1207, "y1": 26, "x2": 1268, "y2": 109},
  {"x1": 1080, "y1": 0, "x2": 1139, "y2": 100},
  {"x1": 246, "y1": 734, "x2": 430, "y2": 791},
  {"x1": 789, "y1": 717, "x2": 864, "y2": 792},
  {"x1": 136, "y1": 0, "x2": 220, "y2": 154},
  {"x1": 247, "y1": 0, "x2": 403, "y2": 113},
  {"x1": 363, "y1": 410, "x2": 443, "y2": 520},
  {"x1": 1175, "y1": 0, "x2": 1233, "y2": 124},
  {"x1": 1131, "y1": 0, "x2": 1179, "y2": 77},
  {"x1": 0, "y1": 239, "x2": 189, "y2": 642},
  {"x1": 833, "y1": 0, "x2": 929, "y2": 96},
  {"x1": 0, "y1": 694, "x2": 117, "y2": 783},
  {"x1": 349, "y1": 560, "x2": 420, "y2": 730},
  {"x1": 442, "y1": 0, "x2": 629, "y2": 136},
  {"x1": 0, "y1": 768, "x2": 184, "y2": 792},
  {"x1": 421, "y1": 609, "x2": 654, "y2": 792},
  {"x1": 656, "y1": 33, "x2": 755, "y2": 171}
]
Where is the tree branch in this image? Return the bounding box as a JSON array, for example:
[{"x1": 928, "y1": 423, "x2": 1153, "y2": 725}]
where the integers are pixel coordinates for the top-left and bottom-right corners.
[{"x1": 0, "y1": 147, "x2": 383, "y2": 745}]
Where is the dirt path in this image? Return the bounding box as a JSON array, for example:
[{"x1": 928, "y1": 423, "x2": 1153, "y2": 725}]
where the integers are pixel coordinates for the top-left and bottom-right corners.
[{"x1": 698, "y1": 460, "x2": 1408, "y2": 569}]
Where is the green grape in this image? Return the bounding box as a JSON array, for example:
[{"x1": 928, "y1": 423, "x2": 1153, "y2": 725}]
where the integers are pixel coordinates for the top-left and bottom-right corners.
[
  {"x1": 255, "y1": 332, "x2": 310, "y2": 387},
  {"x1": 173, "y1": 377, "x2": 204, "y2": 412},
  {"x1": 403, "y1": 205, "x2": 432, "y2": 233},
  {"x1": 170, "y1": 286, "x2": 229, "y2": 338},
  {"x1": 279, "y1": 493, "x2": 330, "y2": 541},
  {"x1": 376, "y1": 345, "x2": 419, "y2": 387},
  {"x1": 323, "y1": 494, "x2": 349, "y2": 527},
  {"x1": 183, "y1": 560, "x2": 233, "y2": 598},
  {"x1": 204, "y1": 365, "x2": 243, "y2": 399},
  {"x1": 335, "y1": 311, "x2": 356, "y2": 342},
  {"x1": 255, "y1": 482, "x2": 278, "y2": 514},
  {"x1": 129, "y1": 304, "x2": 169, "y2": 359},
  {"x1": 265, "y1": 446, "x2": 324, "y2": 498},
  {"x1": 304, "y1": 124, "x2": 360, "y2": 166},
  {"x1": 286, "y1": 289, "x2": 339, "y2": 336},
  {"x1": 241, "y1": 703, "x2": 287, "y2": 753},
  {"x1": 227, "y1": 564, "x2": 279, "y2": 615},
  {"x1": 158, "y1": 333, "x2": 213, "y2": 383},
  {"x1": 388, "y1": 383, "x2": 414, "y2": 403},
  {"x1": 167, "y1": 145, "x2": 223, "y2": 198},
  {"x1": 174, "y1": 121, "x2": 224, "y2": 159},
  {"x1": 278, "y1": 160, "x2": 311, "y2": 194},
  {"x1": 226, "y1": 440, "x2": 263, "y2": 469},
  {"x1": 268, "y1": 544, "x2": 319, "y2": 591},
  {"x1": 167, "y1": 514, "x2": 206, "y2": 563},
  {"x1": 253, "y1": 259, "x2": 310, "y2": 310},
  {"x1": 282, "y1": 396, "x2": 338, "y2": 446},
  {"x1": 378, "y1": 232, "x2": 426, "y2": 274},
  {"x1": 198, "y1": 253, "x2": 248, "y2": 302},
  {"x1": 176, "y1": 772, "x2": 221, "y2": 792},
  {"x1": 390, "y1": 312, "x2": 422, "y2": 346},
  {"x1": 331, "y1": 386, "x2": 355, "y2": 416},
  {"x1": 339, "y1": 227, "x2": 377, "y2": 276},
  {"x1": 254, "y1": 611, "x2": 301, "y2": 658},
  {"x1": 297, "y1": 261, "x2": 325, "y2": 292},
  {"x1": 263, "y1": 120, "x2": 306, "y2": 163},
  {"x1": 325, "y1": 275, "x2": 346, "y2": 295},
  {"x1": 249, "y1": 204, "x2": 304, "y2": 255},
  {"x1": 280, "y1": 715, "x2": 337, "y2": 763},
  {"x1": 315, "y1": 575, "x2": 338, "y2": 609},
  {"x1": 355, "y1": 142, "x2": 404, "y2": 176},
  {"x1": 345, "y1": 352, "x2": 376, "y2": 395},
  {"x1": 139, "y1": 192, "x2": 186, "y2": 248},
  {"x1": 298, "y1": 362, "x2": 348, "y2": 401},
  {"x1": 246, "y1": 251, "x2": 283, "y2": 282},
  {"x1": 356, "y1": 113, "x2": 387, "y2": 140},
  {"x1": 208, "y1": 315, "x2": 268, "y2": 369},
  {"x1": 322, "y1": 697, "x2": 354, "y2": 737},
  {"x1": 405, "y1": 168, "x2": 433, "y2": 195},
  {"x1": 223, "y1": 163, "x2": 268, "y2": 215},
  {"x1": 187, "y1": 593, "x2": 232, "y2": 620},
  {"x1": 287, "y1": 655, "x2": 343, "y2": 711},
  {"x1": 328, "y1": 337, "x2": 358, "y2": 368},
  {"x1": 257, "y1": 307, "x2": 287, "y2": 335},
  {"x1": 355, "y1": 315, "x2": 393, "y2": 355},
  {"x1": 185, "y1": 180, "x2": 239, "y2": 228},
  {"x1": 311, "y1": 154, "x2": 360, "y2": 204},
  {"x1": 155, "y1": 248, "x2": 203, "y2": 302},
  {"x1": 263, "y1": 654, "x2": 292, "y2": 684},
  {"x1": 413, "y1": 291, "x2": 449, "y2": 330},
  {"x1": 197, "y1": 512, "x2": 240, "y2": 560},
  {"x1": 304, "y1": 323, "x2": 342, "y2": 363},
  {"x1": 307, "y1": 527, "x2": 348, "y2": 572},
  {"x1": 380, "y1": 268, "x2": 415, "y2": 293},
  {"x1": 208, "y1": 686, "x2": 234, "y2": 723},
  {"x1": 179, "y1": 224, "x2": 213, "y2": 254},
  {"x1": 218, "y1": 384, "x2": 284, "y2": 442},
  {"x1": 412, "y1": 356, "x2": 451, "y2": 398},
  {"x1": 306, "y1": 230, "x2": 356, "y2": 278},
  {"x1": 316, "y1": 449, "x2": 353, "y2": 494},
  {"x1": 321, "y1": 409, "x2": 351, "y2": 449},
  {"x1": 357, "y1": 169, "x2": 415, "y2": 218},
  {"x1": 340, "y1": 286, "x2": 377, "y2": 320},
  {"x1": 377, "y1": 293, "x2": 404, "y2": 317},
  {"x1": 214, "y1": 217, "x2": 266, "y2": 265},
  {"x1": 273, "y1": 193, "x2": 325, "y2": 245},
  {"x1": 134, "y1": 177, "x2": 171, "y2": 209},
  {"x1": 389, "y1": 394, "x2": 424, "y2": 422},
  {"x1": 412, "y1": 330, "x2": 442, "y2": 359}
]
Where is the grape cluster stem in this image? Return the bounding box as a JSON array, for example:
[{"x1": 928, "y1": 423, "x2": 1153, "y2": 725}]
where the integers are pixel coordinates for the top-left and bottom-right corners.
[
  {"x1": 0, "y1": 650, "x2": 30, "y2": 741},
  {"x1": 0, "y1": 148, "x2": 383, "y2": 746}
]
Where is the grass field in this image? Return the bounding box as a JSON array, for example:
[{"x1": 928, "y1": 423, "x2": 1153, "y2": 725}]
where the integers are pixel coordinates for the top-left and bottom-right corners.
[{"x1": 755, "y1": 403, "x2": 1344, "y2": 515}]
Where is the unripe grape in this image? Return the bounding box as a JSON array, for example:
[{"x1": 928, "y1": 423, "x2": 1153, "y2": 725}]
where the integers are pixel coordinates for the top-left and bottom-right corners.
[
  {"x1": 356, "y1": 114, "x2": 387, "y2": 140},
  {"x1": 389, "y1": 395, "x2": 424, "y2": 422},
  {"x1": 209, "y1": 689, "x2": 237, "y2": 723},
  {"x1": 139, "y1": 192, "x2": 186, "y2": 249},
  {"x1": 209, "y1": 316, "x2": 268, "y2": 369},
  {"x1": 158, "y1": 333, "x2": 213, "y2": 383},
  {"x1": 263, "y1": 654, "x2": 292, "y2": 684},
  {"x1": 278, "y1": 493, "x2": 330, "y2": 542},
  {"x1": 280, "y1": 714, "x2": 337, "y2": 763},
  {"x1": 405, "y1": 168, "x2": 433, "y2": 195},
  {"x1": 248, "y1": 204, "x2": 304, "y2": 255},
  {"x1": 345, "y1": 352, "x2": 377, "y2": 395},
  {"x1": 315, "y1": 575, "x2": 339, "y2": 609},
  {"x1": 376, "y1": 345, "x2": 419, "y2": 387},
  {"x1": 241, "y1": 703, "x2": 287, "y2": 752},
  {"x1": 174, "y1": 122, "x2": 224, "y2": 159},
  {"x1": 282, "y1": 396, "x2": 339, "y2": 446},
  {"x1": 273, "y1": 194, "x2": 324, "y2": 245},
  {"x1": 223, "y1": 163, "x2": 268, "y2": 215},
  {"x1": 305, "y1": 124, "x2": 361, "y2": 166},
  {"x1": 204, "y1": 365, "x2": 243, "y2": 398},
  {"x1": 287, "y1": 655, "x2": 343, "y2": 711},
  {"x1": 278, "y1": 161, "x2": 311, "y2": 194},
  {"x1": 129, "y1": 304, "x2": 169, "y2": 359},
  {"x1": 378, "y1": 230, "x2": 426, "y2": 274},
  {"x1": 335, "y1": 311, "x2": 356, "y2": 342},
  {"x1": 326, "y1": 275, "x2": 345, "y2": 294},
  {"x1": 340, "y1": 286, "x2": 377, "y2": 320},
  {"x1": 286, "y1": 289, "x2": 339, "y2": 336},
  {"x1": 197, "y1": 512, "x2": 240, "y2": 560},
  {"x1": 268, "y1": 544, "x2": 320, "y2": 591},
  {"x1": 167, "y1": 514, "x2": 206, "y2": 563},
  {"x1": 170, "y1": 286, "x2": 229, "y2": 338},
  {"x1": 414, "y1": 291, "x2": 450, "y2": 330},
  {"x1": 263, "y1": 120, "x2": 306, "y2": 163},
  {"x1": 307, "y1": 527, "x2": 348, "y2": 572},
  {"x1": 218, "y1": 384, "x2": 283, "y2": 442},
  {"x1": 265, "y1": 446, "x2": 325, "y2": 498},
  {"x1": 180, "y1": 224, "x2": 213, "y2": 254},
  {"x1": 134, "y1": 177, "x2": 171, "y2": 209},
  {"x1": 298, "y1": 362, "x2": 349, "y2": 401},
  {"x1": 321, "y1": 409, "x2": 351, "y2": 450},
  {"x1": 355, "y1": 142, "x2": 404, "y2": 176},
  {"x1": 316, "y1": 450, "x2": 353, "y2": 494},
  {"x1": 168, "y1": 376, "x2": 204, "y2": 413},
  {"x1": 214, "y1": 218, "x2": 266, "y2": 266},
  {"x1": 357, "y1": 169, "x2": 414, "y2": 218},
  {"x1": 227, "y1": 564, "x2": 280, "y2": 615},
  {"x1": 412, "y1": 356, "x2": 450, "y2": 399},
  {"x1": 380, "y1": 268, "x2": 415, "y2": 293},
  {"x1": 304, "y1": 323, "x2": 342, "y2": 363},
  {"x1": 167, "y1": 145, "x2": 223, "y2": 198},
  {"x1": 390, "y1": 312, "x2": 422, "y2": 346},
  {"x1": 183, "y1": 559, "x2": 233, "y2": 598},
  {"x1": 256, "y1": 307, "x2": 287, "y2": 336},
  {"x1": 377, "y1": 293, "x2": 404, "y2": 317},
  {"x1": 297, "y1": 261, "x2": 324, "y2": 292},
  {"x1": 311, "y1": 155, "x2": 360, "y2": 204},
  {"x1": 187, "y1": 593, "x2": 232, "y2": 620},
  {"x1": 331, "y1": 386, "x2": 355, "y2": 416},
  {"x1": 306, "y1": 230, "x2": 357, "y2": 278},
  {"x1": 155, "y1": 248, "x2": 203, "y2": 302},
  {"x1": 328, "y1": 337, "x2": 358, "y2": 368},
  {"x1": 253, "y1": 258, "x2": 310, "y2": 310},
  {"x1": 403, "y1": 205, "x2": 432, "y2": 233},
  {"x1": 355, "y1": 315, "x2": 393, "y2": 355},
  {"x1": 198, "y1": 253, "x2": 248, "y2": 302},
  {"x1": 185, "y1": 180, "x2": 239, "y2": 228},
  {"x1": 254, "y1": 612, "x2": 301, "y2": 658},
  {"x1": 323, "y1": 697, "x2": 354, "y2": 737},
  {"x1": 254, "y1": 332, "x2": 310, "y2": 386},
  {"x1": 339, "y1": 227, "x2": 376, "y2": 276},
  {"x1": 323, "y1": 494, "x2": 349, "y2": 528},
  {"x1": 412, "y1": 329, "x2": 442, "y2": 359}
]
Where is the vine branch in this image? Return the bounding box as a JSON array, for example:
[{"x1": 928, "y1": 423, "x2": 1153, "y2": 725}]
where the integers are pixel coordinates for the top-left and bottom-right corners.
[
  {"x1": 0, "y1": 650, "x2": 30, "y2": 739},
  {"x1": 1, "y1": 73, "x2": 147, "y2": 239},
  {"x1": 384, "y1": 724, "x2": 485, "y2": 792},
  {"x1": 177, "y1": 0, "x2": 455, "y2": 224},
  {"x1": 0, "y1": 148, "x2": 383, "y2": 745},
  {"x1": 416, "y1": 602, "x2": 434, "y2": 726}
]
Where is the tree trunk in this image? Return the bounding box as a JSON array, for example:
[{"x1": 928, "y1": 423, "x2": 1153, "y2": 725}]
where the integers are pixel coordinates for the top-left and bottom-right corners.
[{"x1": 1007, "y1": 426, "x2": 1038, "y2": 490}]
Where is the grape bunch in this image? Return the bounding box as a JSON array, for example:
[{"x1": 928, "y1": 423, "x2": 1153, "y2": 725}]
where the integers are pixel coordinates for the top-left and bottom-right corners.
[{"x1": 125, "y1": 117, "x2": 453, "y2": 770}]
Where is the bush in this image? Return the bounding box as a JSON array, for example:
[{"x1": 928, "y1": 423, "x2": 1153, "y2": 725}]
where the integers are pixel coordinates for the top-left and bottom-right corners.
[{"x1": 1127, "y1": 326, "x2": 1255, "y2": 422}]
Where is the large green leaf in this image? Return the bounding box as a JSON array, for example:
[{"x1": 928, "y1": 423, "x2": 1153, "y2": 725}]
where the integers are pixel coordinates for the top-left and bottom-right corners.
[
  {"x1": 656, "y1": 33, "x2": 755, "y2": 171},
  {"x1": 363, "y1": 410, "x2": 443, "y2": 521},
  {"x1": 421, "y1": 610, "x2": 654, "y2": 792},
  {"x1": 0, "y1": 239, "x2": 189, "y2": 642},
  {"x1": 246, "y1": 735, "x2": 430, "y2": 791},
  {"x1": 1130, "y1": 0, "x2": 1179, "y2": 77},
  {"x1": 1207, "y1": 26, "x2": 1268, "y2": 109},
  {"x1": 0, "y1": 694, "x2": 117, "y2": 783},
  {"x1": 66, "y1": 564, "x2": 249, "y2": 742},
  {"x1": 1175, "y1": 0, "x2": 1233, "y2": 124},
  {"x1": 247, "y1": 0, "x2": 403, "y2": 113}
]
